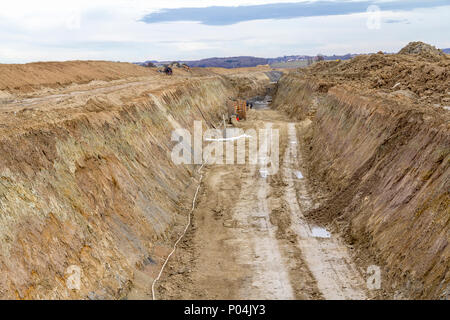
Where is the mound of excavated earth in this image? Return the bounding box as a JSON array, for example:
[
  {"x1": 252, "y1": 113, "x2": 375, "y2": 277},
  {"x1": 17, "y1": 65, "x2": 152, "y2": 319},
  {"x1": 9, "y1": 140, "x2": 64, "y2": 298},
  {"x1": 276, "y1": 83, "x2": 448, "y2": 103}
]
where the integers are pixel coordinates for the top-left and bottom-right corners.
[
  {"x1": 299, "y1": 46, "x2": 449, "y2": 108},
  {"x1": 273, "y1": 44, "x2": 449, "y2": 299},
  {"x1": 398, "y1": 41, "x2": 445, "y2": 57}
]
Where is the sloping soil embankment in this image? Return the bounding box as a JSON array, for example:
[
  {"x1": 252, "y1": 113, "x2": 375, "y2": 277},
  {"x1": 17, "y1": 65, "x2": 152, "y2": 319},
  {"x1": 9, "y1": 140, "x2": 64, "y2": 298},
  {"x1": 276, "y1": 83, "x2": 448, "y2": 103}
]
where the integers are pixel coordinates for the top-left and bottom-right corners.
[
  {"x1": 273, "y1": 72, "x2": 449, "y2": 299},
  {"x1": 0, "y1": 62, "x2": 269, "y2": 299}
]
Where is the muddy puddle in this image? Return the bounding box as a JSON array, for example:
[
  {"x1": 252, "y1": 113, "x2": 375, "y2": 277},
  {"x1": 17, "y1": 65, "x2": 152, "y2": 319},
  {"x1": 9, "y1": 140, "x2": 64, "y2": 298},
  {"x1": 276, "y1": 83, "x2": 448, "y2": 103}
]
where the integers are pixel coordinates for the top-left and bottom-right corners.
[{"x1": 248, "y1": 95, "x2": 273, "y2": 110}]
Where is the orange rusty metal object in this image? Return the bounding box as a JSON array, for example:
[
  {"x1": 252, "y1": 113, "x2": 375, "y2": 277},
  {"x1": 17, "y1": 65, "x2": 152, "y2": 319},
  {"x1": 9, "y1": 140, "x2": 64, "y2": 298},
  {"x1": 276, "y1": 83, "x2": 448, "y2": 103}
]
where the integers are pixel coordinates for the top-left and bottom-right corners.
[{"x1": 226, "y1": 99, "x2": 247, "y2": 121}]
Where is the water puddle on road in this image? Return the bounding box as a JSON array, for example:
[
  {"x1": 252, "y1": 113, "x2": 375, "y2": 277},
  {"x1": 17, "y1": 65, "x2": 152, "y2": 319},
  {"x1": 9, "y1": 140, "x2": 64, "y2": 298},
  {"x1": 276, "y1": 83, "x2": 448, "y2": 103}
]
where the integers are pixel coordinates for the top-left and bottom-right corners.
[
  {"x1": 259, "y1": 169, "x2": 269, "y2": 178},
  {"x1": 249, "y1": 95, "x2": 272, "y2": 110},
  {"x1": 311, "y1": 227, "x2": 331, "y2": 238},
  {"x1": 294, "y1": 170, "x2": 303, "y2": 179}
]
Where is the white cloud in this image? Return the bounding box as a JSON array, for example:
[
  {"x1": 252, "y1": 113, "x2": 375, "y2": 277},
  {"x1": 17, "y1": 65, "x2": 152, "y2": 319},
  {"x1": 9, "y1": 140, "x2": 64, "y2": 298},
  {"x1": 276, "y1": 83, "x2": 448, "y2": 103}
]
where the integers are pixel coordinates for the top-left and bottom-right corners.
[{"x1": 0, "y1": 1, "x2": 449, "y2": 63}]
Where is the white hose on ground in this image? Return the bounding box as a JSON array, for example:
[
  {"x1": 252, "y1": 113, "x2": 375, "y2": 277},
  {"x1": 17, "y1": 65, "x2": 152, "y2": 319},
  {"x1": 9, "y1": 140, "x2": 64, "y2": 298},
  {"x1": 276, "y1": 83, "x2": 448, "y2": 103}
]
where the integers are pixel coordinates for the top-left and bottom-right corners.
[
  {"x1": 151, "y1": 173, "x2": 203, "y2": 300},
  {"x1": 150, "y1": 115, "x2": 228, "y2": 300},
  {"x1": 204, "y1": 134, "x2": 252, "y2": 142}
]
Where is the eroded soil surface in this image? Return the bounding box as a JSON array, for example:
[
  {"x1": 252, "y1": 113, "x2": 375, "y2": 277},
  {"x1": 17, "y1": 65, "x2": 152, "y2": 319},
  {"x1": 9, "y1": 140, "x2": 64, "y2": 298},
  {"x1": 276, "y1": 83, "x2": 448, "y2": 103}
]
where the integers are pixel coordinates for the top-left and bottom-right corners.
[
  {"x1": 150, "y1": 106, "x2": 371, "y2": 300},
  {"x1": 0, "y1": 62, "x2": 273, "y2": 299}
]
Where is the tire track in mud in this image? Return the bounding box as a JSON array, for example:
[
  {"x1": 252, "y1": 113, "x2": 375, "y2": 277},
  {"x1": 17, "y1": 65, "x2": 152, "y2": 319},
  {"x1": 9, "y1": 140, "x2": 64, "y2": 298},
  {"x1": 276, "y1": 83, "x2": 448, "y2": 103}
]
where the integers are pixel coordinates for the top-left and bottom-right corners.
[
  {"x1": 231, "y1": 122, "x2": 294, "y2": 299},
  {"x1": 153, "y1": 117, "x2": 316, "y2": 300},
  {"x1": 152, "y1": 110, "x2": 369, "y2": 300},
  {"x1": 282, "y1": 122, "x2": 368, "y2": 300}
]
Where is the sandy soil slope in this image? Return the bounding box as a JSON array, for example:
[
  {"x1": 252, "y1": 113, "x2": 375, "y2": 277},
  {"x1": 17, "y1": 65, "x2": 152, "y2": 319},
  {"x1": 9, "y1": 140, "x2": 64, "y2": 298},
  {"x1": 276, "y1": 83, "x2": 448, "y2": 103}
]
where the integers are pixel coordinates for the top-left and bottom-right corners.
[
  {"x1": 0, "y1": 61, "x2": 271, "y2": 299},
  {"x1": 151, "y1": 108, "x2": 370, "y2": 300},
  {"x1": 0, "y1": 61, "x2": 157, "y2": 94},
  {"x1": 0, "y1": 54, "x2": 447, "y2": 300},
  {"x1": 272, "y1": 44, "x2": 449, "y2": 300}
]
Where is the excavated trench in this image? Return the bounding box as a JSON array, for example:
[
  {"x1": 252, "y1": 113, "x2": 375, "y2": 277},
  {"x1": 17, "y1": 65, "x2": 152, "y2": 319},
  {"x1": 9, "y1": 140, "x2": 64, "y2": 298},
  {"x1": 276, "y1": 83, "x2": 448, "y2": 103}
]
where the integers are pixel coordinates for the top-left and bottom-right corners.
[
  {"x1": 0, "y1": 65, "x2": 447, "y2": 300},
  {"x1": 149, "y1": 83, "x2": 370, "y2": 300},
  {"x1": 0, "y1": 68, "x2": 271, "y2": 299},
  {"x1": 142, "y1": 73, "x2": 448, "y2": 300},
  {"x1": 273, "y1": 73, "x2": 449, "y2": 300}
]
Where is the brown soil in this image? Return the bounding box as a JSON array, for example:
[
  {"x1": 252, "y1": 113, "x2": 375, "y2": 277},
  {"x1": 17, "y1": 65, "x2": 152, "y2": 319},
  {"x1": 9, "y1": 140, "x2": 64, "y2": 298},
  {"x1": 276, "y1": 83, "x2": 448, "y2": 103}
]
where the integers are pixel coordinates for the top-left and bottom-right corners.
[
  {"x1": 0, "y1": 52, "x2": 447, "y2": 300},
  {"x1": 147, "y1": 109, "x2": 370, "y2": 300},
  {"x1": 0, "y1": 61, "x2": 158, "y2": 94},
  {"x1": 0, "y1": 61, "x2": 271, "y2": 299},
  {"x1": 298, "y1": 43, "x2": 450, "y2": 107},
  {"x1": 398, "y1": 41, "x2": 445, "y2": 58},
  {"x1": 272, "y1": 44, "x2": 449, "y2": 300}
]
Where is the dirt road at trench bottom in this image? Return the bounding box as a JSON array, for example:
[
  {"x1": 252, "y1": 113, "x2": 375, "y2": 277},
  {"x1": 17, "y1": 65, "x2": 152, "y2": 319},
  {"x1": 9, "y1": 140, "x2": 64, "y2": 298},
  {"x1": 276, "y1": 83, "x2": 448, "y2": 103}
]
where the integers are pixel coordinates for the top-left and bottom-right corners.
[{"x1": 149, "y1": 101, "x2": 374, "y2": 300}]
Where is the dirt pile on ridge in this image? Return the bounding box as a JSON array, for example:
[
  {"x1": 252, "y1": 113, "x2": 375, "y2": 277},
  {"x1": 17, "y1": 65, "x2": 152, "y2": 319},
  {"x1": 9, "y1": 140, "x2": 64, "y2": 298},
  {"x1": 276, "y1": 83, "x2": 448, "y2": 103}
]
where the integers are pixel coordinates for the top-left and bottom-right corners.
[
  {"x1": 0, "y1": 61, "x2": 158, "y2": 93},
  {"x1": 398, "y1": 41, "x2": 445, "y2": 58},
  {"x1": 274, "y1": 45, "x2": 449, "y2": 299},
  {"x1": 300, "y1": 44, "x2": 450, "y2": 106}
]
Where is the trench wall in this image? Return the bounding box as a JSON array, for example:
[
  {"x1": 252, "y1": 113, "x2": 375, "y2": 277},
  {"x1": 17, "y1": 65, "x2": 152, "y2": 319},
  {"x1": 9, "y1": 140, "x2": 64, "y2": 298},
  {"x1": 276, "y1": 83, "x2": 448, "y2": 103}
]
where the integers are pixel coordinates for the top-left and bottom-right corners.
[
  {"x1": 0, "y1": 72, "x2": 269, "y2": 299},
  {"x1": 274, "y1": 73, "x2": 449, "y2": 299}
]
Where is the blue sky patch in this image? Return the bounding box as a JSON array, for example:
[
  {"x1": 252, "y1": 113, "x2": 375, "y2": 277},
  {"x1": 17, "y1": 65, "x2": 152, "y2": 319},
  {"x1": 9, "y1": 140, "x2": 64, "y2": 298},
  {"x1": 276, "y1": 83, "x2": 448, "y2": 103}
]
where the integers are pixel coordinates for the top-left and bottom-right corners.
[{"x1": 141, "y1": 0, "x2": 450, "y2": 26}]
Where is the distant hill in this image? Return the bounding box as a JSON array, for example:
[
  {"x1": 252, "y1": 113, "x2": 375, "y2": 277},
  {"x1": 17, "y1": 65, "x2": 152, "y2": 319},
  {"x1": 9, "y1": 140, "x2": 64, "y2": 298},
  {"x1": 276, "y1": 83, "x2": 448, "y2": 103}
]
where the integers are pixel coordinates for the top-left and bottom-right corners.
[
  {"x1": 136, "y1": 48, "x2": 450, "y2": 69},
  {"x1": 182, "y1": 56, "x2": 269, "y2": 68},
  {"x1": 136, "y1": 54, "x2": 358, "y2": 69},
  {"x1": 267, "y1": 54, "x2": 358, "y2": 64}
]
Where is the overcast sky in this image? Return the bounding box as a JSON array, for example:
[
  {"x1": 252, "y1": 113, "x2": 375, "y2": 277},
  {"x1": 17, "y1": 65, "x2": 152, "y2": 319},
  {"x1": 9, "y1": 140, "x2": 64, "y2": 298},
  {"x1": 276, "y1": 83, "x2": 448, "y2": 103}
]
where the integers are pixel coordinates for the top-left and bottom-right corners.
[{"x1": 1, "y1": 0, "x2": 449, "y2": 63}]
